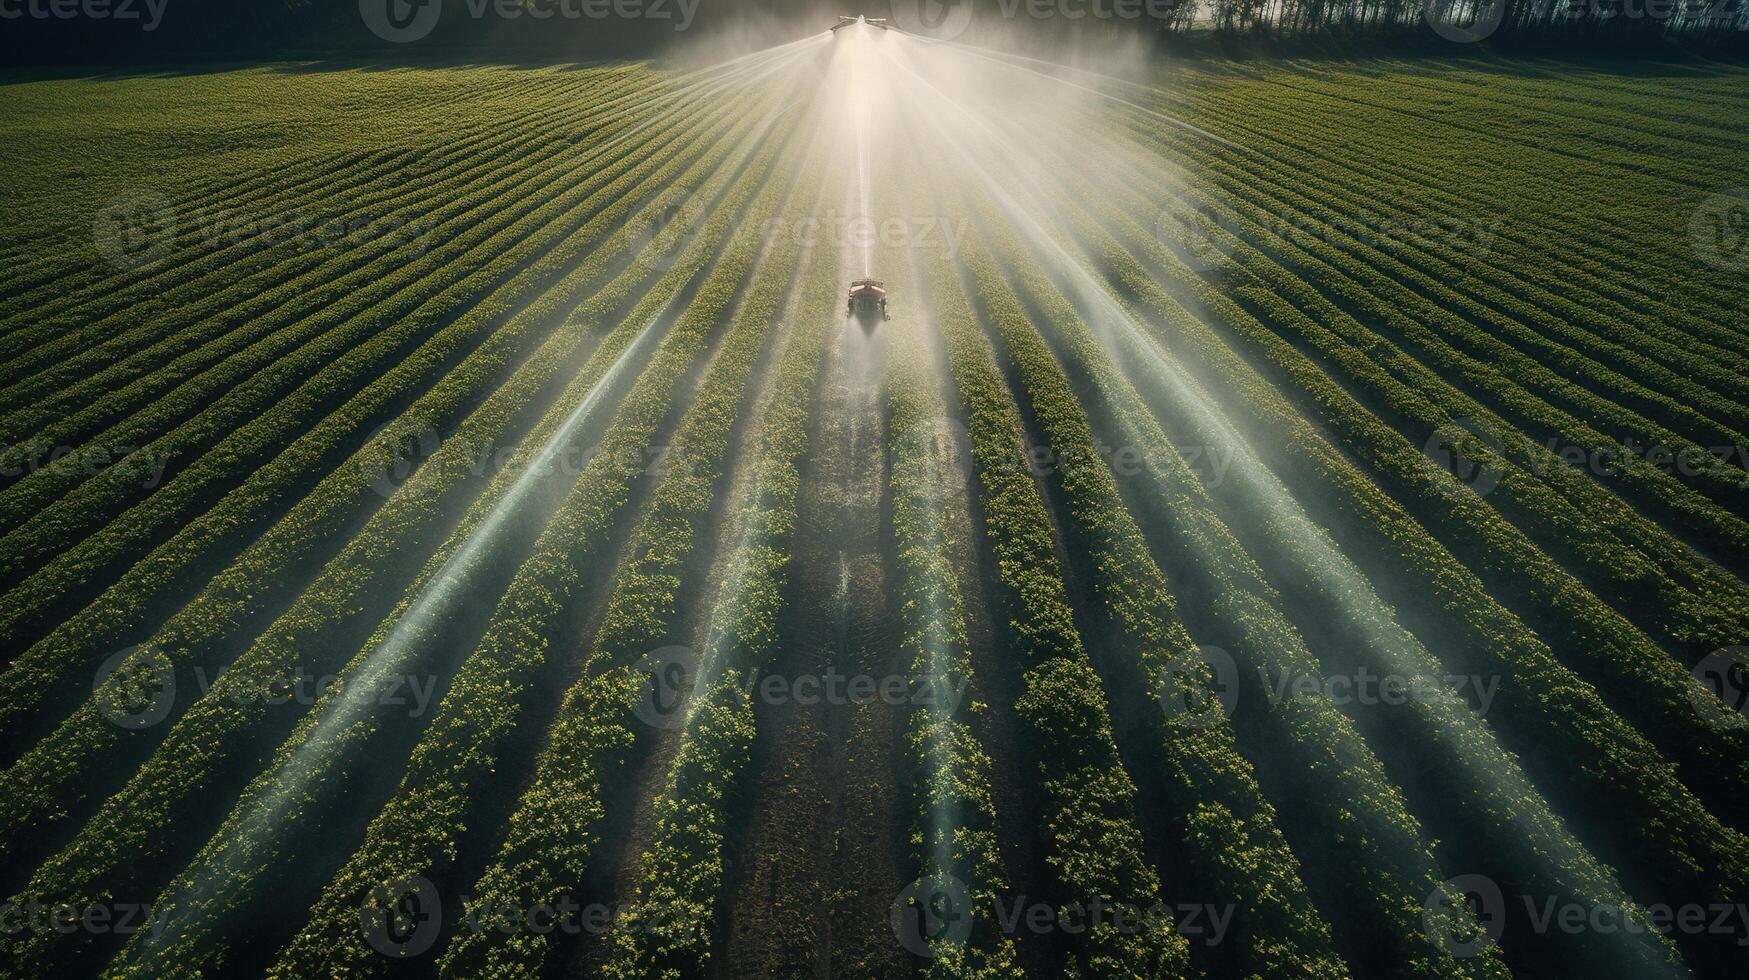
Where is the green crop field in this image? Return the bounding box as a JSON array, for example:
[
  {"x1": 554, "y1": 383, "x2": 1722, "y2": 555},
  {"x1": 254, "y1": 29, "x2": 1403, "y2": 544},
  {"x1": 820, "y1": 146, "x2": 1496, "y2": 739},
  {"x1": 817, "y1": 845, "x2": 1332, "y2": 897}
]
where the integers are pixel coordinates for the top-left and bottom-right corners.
[{"x1": 1, "y1": 33, "x2": 1747, "y2": 980}]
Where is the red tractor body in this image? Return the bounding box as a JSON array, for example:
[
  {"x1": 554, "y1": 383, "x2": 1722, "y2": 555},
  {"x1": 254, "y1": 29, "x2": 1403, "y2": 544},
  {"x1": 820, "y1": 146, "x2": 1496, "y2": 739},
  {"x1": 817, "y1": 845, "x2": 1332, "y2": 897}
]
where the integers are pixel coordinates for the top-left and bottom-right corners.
[{"x1": 847, "y1": 278, "x2": 889, "y2": 328}]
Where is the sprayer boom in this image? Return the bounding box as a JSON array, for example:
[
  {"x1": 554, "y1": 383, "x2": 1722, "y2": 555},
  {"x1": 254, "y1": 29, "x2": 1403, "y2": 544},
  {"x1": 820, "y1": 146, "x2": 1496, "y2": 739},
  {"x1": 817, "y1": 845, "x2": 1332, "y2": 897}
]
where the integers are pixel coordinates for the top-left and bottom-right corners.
[{"x1": 831, "y1": 14, "x2": 889, "y2": 30}]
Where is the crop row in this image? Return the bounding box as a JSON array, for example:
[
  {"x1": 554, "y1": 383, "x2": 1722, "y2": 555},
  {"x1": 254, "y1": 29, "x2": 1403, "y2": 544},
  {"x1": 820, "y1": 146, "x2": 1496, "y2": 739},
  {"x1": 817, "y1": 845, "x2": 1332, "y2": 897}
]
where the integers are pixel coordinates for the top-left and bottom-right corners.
[
  {"x1": 884, "y1": 296, "x2": 1024, "y2": 978},
  {"x1": 886, "y1": 91, "x2": 1514, "y2": 977},
  {"x1": 1158, "y1": 77, "x2": 1747, "y2": 342},
  {"x1": 896, "y1": 128, "x2": 1191, "y2": 977},
  {"x1": 0, "y1": 85, "x2": 810, "y2": 979},
  {"x1": 0, "y1": 80, "x2": 741, "y2": 745},
  {"x1": 0, "y1": 74, "x2": 768, "y2": 729},
  {"x1": 598, "y1": 153, "x2": 832, "y2": 980},
  {"x1": 878, "y1": 62, "x2": 1525, "y2": 974},
  {"x1": 0, "y1": 91, "x2": 682, "y2": 601},
  {"x1": 1079, "y1": 123, "x2": 1749, "y2": 827},
  {"x1": 0, "y1": 71, "x2": 730, "y2": 592},
  {"x1": 1276, "y1": 63, "x2": 1742, "y2": 192},
  {"x1": 1087, "y1": 103, "x2": 1749, "y2": 615},
  {"x1": 1134, "y1": 66, "x2": 1741, "y2": 346},
  {"x1": 1110, "y1": 104, "x2": 1749, "y2": 609},
  {"x1": 444, "y1": 122, "x2": 832, "y2": 980},
  {"x1": 954, "y1": 218, "x2": 1368, "y2": 978},
  {"x1": 1176, "y1": 93, "x2": 1749, "y2": 413},
  {"x1": 0, "y1": 85, "x2": 567, "y2": 380},
  {"x1": 217, "y1": 110, "x2": 813, "y2": 980},
  {"x1": 1139, "y1": 102, "x2": 1749, "y2": 439},
  {"x1": 1148, "y1": 118, "x2": 1749, "y2": 526},
  {"x1": 0, "y1": 68, "x2": 556, "y2": 299},
  {"x1": 0, "y1": 79, "x2": 792, "y2": 881},
  {"x1": 0, "y1": 68, "x2": 661, "y2": 473},
  {"x1": 0, "y1": 62, "x2": 762, "y2": 411},
  {"x1": 1033, "y1": 160, "x2": 1727, "y2": 972},
  {"x1": 0, "y1": 58, "x2": 774, "y2": 421},
  {"x1": 0, "y1": 67, "x2": 656, "y2": 370}
]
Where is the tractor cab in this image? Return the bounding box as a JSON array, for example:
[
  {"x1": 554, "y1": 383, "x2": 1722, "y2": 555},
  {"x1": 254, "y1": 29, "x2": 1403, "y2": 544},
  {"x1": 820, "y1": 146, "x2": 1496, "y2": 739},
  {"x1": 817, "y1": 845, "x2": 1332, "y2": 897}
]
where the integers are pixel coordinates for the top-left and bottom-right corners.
[{"x1": 847, "y1": 278, "x2": 889, "y2": 328}]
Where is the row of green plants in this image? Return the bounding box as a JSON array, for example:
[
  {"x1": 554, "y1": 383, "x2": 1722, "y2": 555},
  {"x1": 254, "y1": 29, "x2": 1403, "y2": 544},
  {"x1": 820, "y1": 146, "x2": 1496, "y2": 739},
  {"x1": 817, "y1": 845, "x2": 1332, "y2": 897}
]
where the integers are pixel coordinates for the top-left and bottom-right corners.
[
  {"x1": 903, "y1": 114, "x2": 1503, "y2": 979},
  {"x1": 1147, "y1": 99, "x2": 1749, "y2": 438},
  {"x1": 1119, "y1": 108, "x2": 1749, "y2": 528},
  {"x1": 1120, "y1": 99, "x2": 1749, "y2": 617},
  {"x1": 444, "y1": 128, "x2": 832, "y2": 980},
  {"x1": 214, "y1": 118, "x2": 811, "y2": 980},
  {"x1": 598, "y1": 157, "x2": 833, "y2": 980},
  {"x1": 1161, "y1": 77, "x2": 1748, "y2": 359},
  {"x1": 0, "y1": 67, "x2": 654, "y2": 379},
  {"x1": 899, "y1": 141, "x2": 1191, "y2": 978},
  {"x1": 0, "y1": 110, "x2": 680, "y2": 587},
  {"x1": 0, "y1": 89, "x2": 809, "y2": 980},
  {"x1": 1093, "y1": 124, "x2": 1749, "y2": 826},
  {"x1": 0, "y1": 75, "x2": 725, "y2": 591},
  {"x1": 0, "y1": 81, "x2": 762, "y2": 741},
  {"x1": 883, "y1": 286, "x2": 1024, "y2": 979},
  {"x1": 0, "y1": 68, "x2": 574, "y2": 313},
  {"x1": 1281, "y1": 63, "x2": 1743, "y2": 194},
  {"x1": 0, "y1": 68, "x2": 659, "y2": 474},
  {"x1": 0, "y1": 83, "x2": 786, "y2": 872},
  {"x1": 1108, "y1": 252, "x2": 1686, "y2": 973},
  {"x1": 1036, "y1": 162, "x2": 1722, "y2": 972},
  {"x1": 955, "y1": 214, "x2": 1362, "y2": 977},
  {"x1": 1151, "y1": 66, "x2": 1739, "y2": 347},
  {"x1": 1115, "y1": 105, "x2": 1749, "y2": 602},
  {"x1": 1155, "y1": 113, "x2": 1749, "y2": 521},
  {"x1": 1363, "y1": 60, "x2": 1749, "y2": 146}
]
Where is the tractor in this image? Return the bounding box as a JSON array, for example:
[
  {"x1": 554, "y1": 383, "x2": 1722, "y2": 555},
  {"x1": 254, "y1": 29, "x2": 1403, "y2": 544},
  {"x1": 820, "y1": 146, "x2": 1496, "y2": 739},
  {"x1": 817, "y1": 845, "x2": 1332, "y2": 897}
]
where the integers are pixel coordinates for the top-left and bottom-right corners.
[{"x1": 846, "y1": 278, "x2": 889, "y2": 328}]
